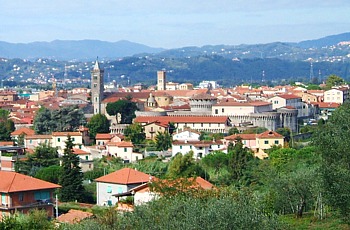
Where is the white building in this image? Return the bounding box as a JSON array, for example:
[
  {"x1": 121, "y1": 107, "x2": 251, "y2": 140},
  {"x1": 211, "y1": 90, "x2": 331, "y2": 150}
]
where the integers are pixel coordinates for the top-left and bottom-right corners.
[{"x1": 95, "y1": 168, "x2": 150, "y2": 206}]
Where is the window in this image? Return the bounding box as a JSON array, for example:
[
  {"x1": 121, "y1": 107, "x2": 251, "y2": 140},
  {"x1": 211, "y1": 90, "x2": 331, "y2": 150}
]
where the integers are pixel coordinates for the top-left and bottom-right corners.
[
  {"x1": 190, "y1": 145, "x2": 192, "y2": 149},
  {"x1": 85, "y1": 156, "x2": 89, "y2": 160},
  {"x1": 107, "y1": 186, "x2": 112, "y2": 193},
  {"x1": 57, "y1": 138, "x2": 60, "y2": 142},
  {"x1": 264, "y1": 140, "x2": 269, "y2": 144},
  {"x1": 72, "y1": 137, "x2": 75, "y2": 141},
  {"x1": 124, "y1": 148, "x2": 127, "y2": 152},
  {"x1": 93, "y1": 83, "x2": 97, "y2": 88},
  {"x1": 19, "y1": 193, "x2": 24, "y2": 202},
  {"x1": 274, "y1": 140, "x2": 279, "y2": 145},
  {"x1": 29, "y1": 140, "x2": 32, "y2": 144},
  {"x1": 222, "y1": 108, "x2": 224, "y2": 113},
  {"x1": 201, "y1": 123, "x2": 203, "y2": 127},
  {"x1": 180, "y1": 146, "x2": 182, "y2": 149},
  {"x1": 215, "y1": 109, "x2": 218, "y2": 115},
  {"x1": 34, "y1": 191, "x2": 50, "y2": 201}
]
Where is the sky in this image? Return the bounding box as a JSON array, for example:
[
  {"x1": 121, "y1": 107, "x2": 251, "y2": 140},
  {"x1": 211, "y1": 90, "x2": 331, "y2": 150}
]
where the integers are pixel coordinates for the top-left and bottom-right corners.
[{"x1": 1, "y1": 0, "x2": 350, "y2": 49}]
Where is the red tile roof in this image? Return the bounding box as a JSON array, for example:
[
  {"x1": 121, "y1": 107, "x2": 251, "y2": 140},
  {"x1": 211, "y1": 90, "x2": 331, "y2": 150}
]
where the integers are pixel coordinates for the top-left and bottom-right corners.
[
  {"x1": 73, "y1": 148, "x2": 90, "y2": 155},
  {"x1": 225, "y1": 133, "x2": 257, "y2": 140},
  {"x1": 51, "y1": 132, "x2": 82, "y2": 136},
  {"x1": 135, "y1": 116, "x2": 229, "y2": 124},
  {"x1": 57, "y1": 209, "x2": 93, "y2": 224},
  {"x1": 95, "y1": 168, "x2": 150, "y2": 185},
  {"x1": 0, "y1": 171, "x2": 61, "y2": 193},
  {"x1": 107, "y1": 141, "x2": 133, "y2": 148},
  {"x1": 274, "y1": 94, "x2": 301, "y2": 100},
  {"x1": 316, "y1": 102, "x2": 341, "y2": 108},
  {"x1": 214, "y1": 101, "x2": 271, "y2": 107},
  {"x1": 11, "y1": 127, "x2": 35, "y2": 136},
  {"x1": 257, "y1": 130, "x2": 284, "y2": 139},
  {"x1": 95, "y1": 133, "x2": 112, "y2": 140}
]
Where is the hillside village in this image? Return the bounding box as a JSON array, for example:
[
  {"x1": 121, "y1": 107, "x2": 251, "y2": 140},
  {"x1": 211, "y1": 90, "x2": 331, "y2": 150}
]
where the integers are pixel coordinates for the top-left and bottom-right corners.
[{"x1": 0, "y1": 59, "x2": 349, "y2": 227}]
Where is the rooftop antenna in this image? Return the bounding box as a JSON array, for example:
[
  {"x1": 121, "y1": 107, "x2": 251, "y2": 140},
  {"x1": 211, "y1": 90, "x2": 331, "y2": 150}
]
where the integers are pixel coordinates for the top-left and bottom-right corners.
[
  {"x1": 64, "y1": 64, "x2": 68, "y2": 85},
  {"x1": 262, "y1": 70, "x2": 265, "y2": 83},
  {"x1": 309, "y1": 60, "x2": 314, "y2": 82}
]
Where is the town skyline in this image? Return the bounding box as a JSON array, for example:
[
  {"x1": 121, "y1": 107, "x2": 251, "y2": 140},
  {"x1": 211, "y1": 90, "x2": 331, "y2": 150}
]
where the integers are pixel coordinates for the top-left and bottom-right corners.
[{"x1": 1, "y1": 0, "x2": 350, "y2": 49}]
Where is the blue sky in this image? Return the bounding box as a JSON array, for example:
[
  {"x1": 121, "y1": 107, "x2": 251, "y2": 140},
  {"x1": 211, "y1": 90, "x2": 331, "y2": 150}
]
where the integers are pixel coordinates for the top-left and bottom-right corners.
[{"x1": 1, "y1": 0, "x2": 350, "y2": 48}]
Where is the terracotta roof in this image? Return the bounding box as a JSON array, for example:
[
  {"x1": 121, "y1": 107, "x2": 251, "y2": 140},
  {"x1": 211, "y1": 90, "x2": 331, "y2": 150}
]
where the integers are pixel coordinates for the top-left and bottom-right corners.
[
  {"x1": 274, "y1": 94, "x2": 301, "y2": 100},
  {"x1": 73, "y1": 148, "x2": 90, "y2": 155},
  {"x1": 107, "y1": 141, "x2": 133, "y2": 148},
  {"x1": 135, "y1": 116, "x2": 229, "y2": 124},
  {"x1": 51, "y1": 132, "x2": 82, "y2": 136},
  {"x1": 190, "y1": 93, "x2": 216, "y2": 100},
  {"x1": 95, "y1": 133, "x2": 112, "y2": 140},
  {"x1": 0, "y1": 141, "x2": 14, "y2": 146},
  {"x1": 25, "y1": 134, "x2": 52, "y2": 139},
  {"x1": 172, "y1": 140, "x2": 223, "y2": 146},
  {"x1": 57, "y1": 209, "x2": 93, "y2": 224},
  {"x1": 225, "y1": 133, "x2": 257, "y2": 140},
  {"x1": 95, "y1": 168, "x2": 150, "y2": 185},
  {"x1": 11, "y1": 127, "x2": 35, "y2": 136},
  {"x1": 194, "y1": 177, "x2": 214, "y2": 189},
  {"x1": 0, "y1": 171, "x2": 61, "y2": 193},
  {"x1": 257, "y1": 130, "x2": 284, "y2": 139},
  {"x1": 314, "y1": 102, "x2": 340, "y2": 108},
  {"x1": 214, "y1": 101, "x2": 271, "y2": 107}
]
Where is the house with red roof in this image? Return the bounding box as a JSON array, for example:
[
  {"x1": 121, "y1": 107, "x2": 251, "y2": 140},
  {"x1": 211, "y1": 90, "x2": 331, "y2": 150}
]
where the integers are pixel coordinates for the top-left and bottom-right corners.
[
  {"x1": 73, "y1": 148, "x2": 93, "y2": 172},
  {"x1": 116, "y1": 177, "x2": 214, "y2": 206},
  {"x1": 224, "y1": 130, "x2": 284, "y2": 159},
  {"x1": 0, "y1": 171, "x2": 60, "y2": 220},
  {"x1": 95, "y1": 168, "x2": 151, "y2": 206},
  {"x1": 134, "y1": 116, "x2": 231, "y2": 134},
  {"x1": 0, "y1": 146, "x2": 26, "y2": 171},
  {"x1": 105, "y1": 141, "x2": 143, "y2": 163},
  {"x1": 256, "y1": 130, "x2": 284, "y2": 158},
  {"x1": 23, "y1": 134, "x2": 52, "y2": 150},
  {"x1": 172, "y1": 139, "x2": 225, "y2": 158},
  {"x1": 10, "y1": 127, "x2": 35, "y2": 143}
]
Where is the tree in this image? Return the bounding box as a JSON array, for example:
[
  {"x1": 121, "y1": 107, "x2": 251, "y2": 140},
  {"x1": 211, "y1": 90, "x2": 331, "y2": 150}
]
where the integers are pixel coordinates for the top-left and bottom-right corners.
[
  {"x1": 106, "y1": 98, "x2": 138, "y2": 124},
  {"x1": 124, "y1": 123, "x2": 146, "y2": 147},
  {"x1": 261, "y1": 147, "x2": 320, "y2": 218},
  {"x1": 87, "y1": 113, "x2": 110, "y2": 139},
  {"x1": 325, "y1": 74, "x2": 345, "y2": 89},
  {"x1": 313, "y1": 101, "x2": 350, "y2": 222},
  {"x1": 167, "y1": 151, "x2": 205, "y2": 179},
  {"x1": 228, "y1": 137, "x2": 254, "y2": 183},
  {"x1": 0, "y1": 108, "x2": 15, "y2": 141},
  {"x1": 202, "y1": 150, "x2": 229, "y2": 174},
  {"x1": 35, "y1": 165, "x2": 61, "y2": 184},
  {"x1": 59, "y1": 135, "x2": 85, "y2": 202},
  {"x1": 15, "y1": 143, "x2": 59, "y2": 176},
  {"x1": 33, "y1": 106, "x2": 86, "y2": 134},
  {"x1": 155, "y1": 131, "x2": 172, "y2": 151},
  {"x1": 228, "y1": 127, "x2": 239, "y2": 135}
]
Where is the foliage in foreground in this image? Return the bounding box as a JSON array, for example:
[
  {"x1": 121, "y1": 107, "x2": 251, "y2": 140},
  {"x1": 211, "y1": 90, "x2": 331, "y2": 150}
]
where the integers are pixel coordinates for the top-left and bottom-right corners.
[{"x1": 59, "y1": 191, "x2": 283, "y2": 230}]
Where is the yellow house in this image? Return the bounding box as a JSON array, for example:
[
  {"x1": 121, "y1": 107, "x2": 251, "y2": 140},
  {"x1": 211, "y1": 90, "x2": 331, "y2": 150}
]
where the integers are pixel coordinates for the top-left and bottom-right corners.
[
  {"x1": 51, "y1": 132, "x2": 83, "y2": 155},
  {"x1": 256, "y1": 130, "x2": 284, "y2": 158},
  {"x1": 143, "y1": 122, "x2": 168, "y2": 140}
]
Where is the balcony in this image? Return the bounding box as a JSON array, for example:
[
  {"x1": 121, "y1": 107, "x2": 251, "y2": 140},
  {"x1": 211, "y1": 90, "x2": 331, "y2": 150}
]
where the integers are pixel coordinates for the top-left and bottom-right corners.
[{"x1": 0, "y1": 199, "x2": 53, "y2": 211}]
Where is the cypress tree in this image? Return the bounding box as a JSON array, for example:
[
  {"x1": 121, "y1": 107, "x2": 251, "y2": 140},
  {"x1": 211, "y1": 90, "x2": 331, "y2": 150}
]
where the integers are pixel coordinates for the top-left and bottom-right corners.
[{"x1": 59, "y1": 135, "x2": 85, "y2": 202}]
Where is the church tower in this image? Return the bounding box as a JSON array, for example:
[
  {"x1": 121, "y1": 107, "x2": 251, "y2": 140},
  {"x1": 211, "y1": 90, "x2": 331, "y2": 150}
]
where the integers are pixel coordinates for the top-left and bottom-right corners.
[
  {"x1": 91, "y1": 60, "x2": 104, "y2": 114},
  {"x1": 157, "y1": 70, "x2": 166, "y2": 91}
]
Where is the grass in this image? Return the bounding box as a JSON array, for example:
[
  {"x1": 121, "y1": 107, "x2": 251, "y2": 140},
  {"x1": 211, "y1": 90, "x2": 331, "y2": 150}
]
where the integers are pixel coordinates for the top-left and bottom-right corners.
[{"x1": 280, "y1": 212, "x2": 350, "y2": 230}]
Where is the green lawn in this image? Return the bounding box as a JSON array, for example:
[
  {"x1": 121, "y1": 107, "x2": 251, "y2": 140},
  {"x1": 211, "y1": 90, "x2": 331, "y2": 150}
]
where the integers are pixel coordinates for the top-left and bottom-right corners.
[{"x1": 280, "y1": 212, "x2": 350, "y2": 230}]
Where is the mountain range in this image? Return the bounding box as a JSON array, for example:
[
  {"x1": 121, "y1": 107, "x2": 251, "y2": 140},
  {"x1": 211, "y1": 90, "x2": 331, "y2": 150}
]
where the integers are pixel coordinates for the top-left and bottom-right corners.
[{"x1": 0, "y1": 32, "x2": 350, "y2": 61}]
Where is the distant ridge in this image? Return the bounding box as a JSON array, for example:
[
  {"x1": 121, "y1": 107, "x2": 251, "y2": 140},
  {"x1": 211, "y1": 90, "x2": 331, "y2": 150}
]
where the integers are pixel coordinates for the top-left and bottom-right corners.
[
  {"x1": 0, "y1": 40, "x2": 165, "y2": 60},
  {"x1": 296, "y1": 32, "x2": 350, "y2": 48},
  {"x1": 0, "y1": 32, "x2": 350, "y2": 60}
]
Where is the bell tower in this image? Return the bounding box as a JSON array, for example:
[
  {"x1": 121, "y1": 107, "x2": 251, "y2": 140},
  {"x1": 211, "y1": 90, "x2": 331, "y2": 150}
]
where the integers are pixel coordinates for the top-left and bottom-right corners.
[{"x1": 91, "y1": 59, "x2": 104, "y2": 114}]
